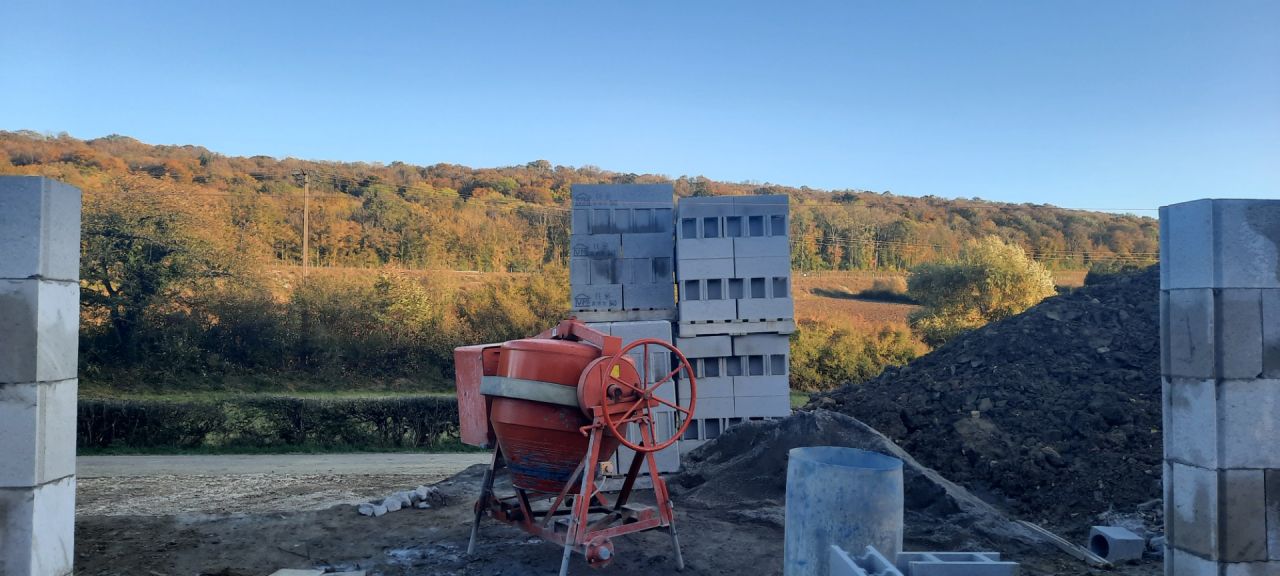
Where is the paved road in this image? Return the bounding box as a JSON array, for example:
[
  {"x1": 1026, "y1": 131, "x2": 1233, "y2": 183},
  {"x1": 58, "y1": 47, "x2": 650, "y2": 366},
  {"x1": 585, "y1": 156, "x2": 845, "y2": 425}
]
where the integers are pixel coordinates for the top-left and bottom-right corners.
[{"x1": 77, "y1": 452, "x2": 490, "y2": 478}]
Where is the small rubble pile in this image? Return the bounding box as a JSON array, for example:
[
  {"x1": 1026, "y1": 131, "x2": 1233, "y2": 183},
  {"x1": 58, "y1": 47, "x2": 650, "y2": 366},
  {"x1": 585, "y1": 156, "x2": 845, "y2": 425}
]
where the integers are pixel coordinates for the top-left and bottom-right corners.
[
  {"x1": 673, "y1": 410, "x2": 1050, "y2": 554},
  {"x1": 810, "y1": 266, "x2": 1162, "y2": 532},
  {"x1": 357, "y1": 485, "x2": 445, "y2": 517}
]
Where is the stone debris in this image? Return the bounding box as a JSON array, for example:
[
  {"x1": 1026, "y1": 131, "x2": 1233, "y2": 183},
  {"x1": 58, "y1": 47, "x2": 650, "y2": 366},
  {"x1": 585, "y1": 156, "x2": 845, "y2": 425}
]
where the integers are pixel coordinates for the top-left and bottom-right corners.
[{"x1": 356, "y1": 485, "x2": 445, "y2": 516}]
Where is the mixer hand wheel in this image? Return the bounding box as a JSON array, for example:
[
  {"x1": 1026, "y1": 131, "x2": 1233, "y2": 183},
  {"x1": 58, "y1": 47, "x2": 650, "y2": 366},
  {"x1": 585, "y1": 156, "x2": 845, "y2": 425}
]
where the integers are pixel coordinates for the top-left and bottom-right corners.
[{"x1": 599, "y1": 339, "x2": 696, "y2": 453}]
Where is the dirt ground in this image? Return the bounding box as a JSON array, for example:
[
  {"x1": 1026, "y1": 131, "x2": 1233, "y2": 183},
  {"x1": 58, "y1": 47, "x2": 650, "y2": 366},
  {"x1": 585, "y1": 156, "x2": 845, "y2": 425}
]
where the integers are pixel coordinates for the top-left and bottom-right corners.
[
  {"x1": 76, "y1": 458, "x2": 1163, "y2": 576},
  {"x1": 76, "y1": 464, "x2": 787, "y2": 576}
]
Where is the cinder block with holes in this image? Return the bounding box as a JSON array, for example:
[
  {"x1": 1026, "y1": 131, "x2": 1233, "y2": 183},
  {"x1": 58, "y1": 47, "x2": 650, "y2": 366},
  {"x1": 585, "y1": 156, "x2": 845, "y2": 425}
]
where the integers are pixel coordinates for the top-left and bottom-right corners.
[
  {"x1": 733, "y1": 394, "x2": 791, "y2": 418},
  {"x1": 895, "y1": 552, "x2": 1018, "y2": 576},
  {"x1": 1088, "y1": 526, "x2": 1146, "y2": 563}
]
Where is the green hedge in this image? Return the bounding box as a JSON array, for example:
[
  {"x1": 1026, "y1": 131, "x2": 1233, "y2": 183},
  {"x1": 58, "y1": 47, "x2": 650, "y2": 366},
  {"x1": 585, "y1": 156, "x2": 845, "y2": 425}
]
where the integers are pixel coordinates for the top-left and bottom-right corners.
[{"x1": 78, "y1": 396, "x2": 460, "y2": 450}]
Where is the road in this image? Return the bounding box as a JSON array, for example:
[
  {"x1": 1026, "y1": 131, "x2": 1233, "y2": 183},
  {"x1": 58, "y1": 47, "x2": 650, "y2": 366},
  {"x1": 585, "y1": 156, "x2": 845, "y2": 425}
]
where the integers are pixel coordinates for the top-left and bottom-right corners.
[{"x1": 77, "y1": 452, "x2": 490, "y2": 478}]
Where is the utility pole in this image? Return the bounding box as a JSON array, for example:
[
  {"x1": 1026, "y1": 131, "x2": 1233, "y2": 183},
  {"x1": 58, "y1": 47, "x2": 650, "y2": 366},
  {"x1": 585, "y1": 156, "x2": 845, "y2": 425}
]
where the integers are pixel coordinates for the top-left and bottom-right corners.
[{"x1": 302, "y1": 170, "x2": 310, "y2": 277}]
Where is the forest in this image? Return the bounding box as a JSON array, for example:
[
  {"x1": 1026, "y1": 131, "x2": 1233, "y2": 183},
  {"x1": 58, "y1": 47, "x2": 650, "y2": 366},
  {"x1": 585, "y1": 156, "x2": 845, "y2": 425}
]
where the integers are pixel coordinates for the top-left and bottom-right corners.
[{"x1": 0, "y1": 130, "x2": 1158, "y2": 397}]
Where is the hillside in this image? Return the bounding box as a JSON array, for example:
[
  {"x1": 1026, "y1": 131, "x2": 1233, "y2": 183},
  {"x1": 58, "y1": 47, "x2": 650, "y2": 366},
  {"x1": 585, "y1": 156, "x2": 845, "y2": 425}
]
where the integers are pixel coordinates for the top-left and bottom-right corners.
[{"x1": 0, "y1": 130, "x2": 1157, "y2": 273}]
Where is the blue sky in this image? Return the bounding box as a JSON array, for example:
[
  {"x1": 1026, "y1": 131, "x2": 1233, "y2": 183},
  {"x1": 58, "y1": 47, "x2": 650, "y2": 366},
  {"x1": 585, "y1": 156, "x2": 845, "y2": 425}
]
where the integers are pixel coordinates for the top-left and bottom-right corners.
[{"x1": 2, "y1": 1, "x2": 1276, "y2": 211}]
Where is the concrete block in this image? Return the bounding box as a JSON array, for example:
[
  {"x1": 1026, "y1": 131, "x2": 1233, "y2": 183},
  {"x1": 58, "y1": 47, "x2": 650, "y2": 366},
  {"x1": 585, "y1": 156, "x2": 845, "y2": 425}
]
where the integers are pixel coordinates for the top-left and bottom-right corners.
[
  {"x1": 614, "y1": 412, "x2": 680, "y2": 474},
  {"x1": 1168, "y1": 545, "x2": 1219, "y2": 576},
  {"x1": 1161, "y1": 200, "x2": 1216, "y2": 291},
  {"x1": 734, "y1": 236, "x2": 790, "y2": 258},
  {"x1": 675, "y1": 335, "x2": 732, "y2": 358},
  {"x1": 1161, "y1": 199, "x2": 1280, "y2": 290},
  {"x1": 696, "y1": 396, "x2": 735, "y2": 419},
  {"x1": 568, "y1": 234, "x2": 622, "y2": 259},
  {"x1": 1167, "y1": 289, "x2": 1216, "y2": 379},
  {"x1": 1218, "y1": 379, "x2": 1280, "y2": 468},
  {"x1": 572, "y1": 183, "x2": 673, "y2": 208},
  {"x1": 735, "y1": 394, "x2": 791, "y2": 418},
  {"x1": 677, "y1": 238, "x2": 734, "y2": 260},
  {"x1": 677, "y1": 196, "x2": 736, "y2": 219},
  {"x1": 569, "y1": 257, "x2": 619, "y2": 286},
  {"x1": 572, "y1": 208, "x2": 590, "y2": 234},
  {"x1": 1165, "y1": 460, "x2": 1176, "y2": 553},
  {"x1": 620, "y1": 257, "x2": 673, "y2": 285},
  {"x1": 608, "y1": 320, "x2": 672, "y2": 343},
  {"x1": 1268, "y1": 470, "x2": 1280, "y2": 560},
  {"x1": 733, "y1": 333, "x2": 791, "y2": 356},
  {"x1": 0, "y1": 379, "x2": 77, "y2": 488},
  {"x1": 1088, "y1": 526, "x2": 1147, "y2": 563},
  {"x1": 1162, "y1": 291, "x2": 1171, "y2": 376},
  {"x1": 1222, "y1": 562, "x2": 1280, "y2": 576},
  {"x1": 573, "y1": 309, "x2": 675, "y2": 323},
  {"x1": 678, "y1": 299, "x2": 737, "y2": 323},
  {"x1": 830, "y1": 545, "x2": 904, "y2": 576},
  {"x1": 1212, "y1": 200, "x2": 1280, "y2": 289},
  {"x1": 735, "y1": 375, "x2": 789, "y2": 398},
  {"x1": 0, "y1": 177, "x2": 82, "y2": 282},
  {"x1": 571, "y1": 284, "x2": 622, "y2": 311},
  {"x1": 679, "y1": 375, "x2": 734, "y2": 399},
  {"x1": 0, "y1": 279, "x2": 80, "y2": 384},
  {"x1": 1164, "y1": 378, "x2": 1219, "y2": 469},
  {"x1": 677, "y1": 318, "x2": 797, "y2": 338},
  {"x1": 1170, "y1": 461, "x2": 1220, "y2": 558},
  {"x1": 896, "y1": 552, "x2": 1017, "y2": 576},
  {"x1": 622, "y1": 284, "x2": 675, "y2": 311},
  {"x1": 1263, "y1": 290, "x2": 1280, "y2": 378},
  {"x1": 679, "y1": 439, "x2": 708, "y2": 455},
  {"x1": 738, "y1": 297, "x2": 795, "y2": 321},
  {"x1": 608, "y1": 207, "x2": 674, "y2": 234},
  {"x1": 622, "y1": 233, "x2": 675, "y2": 259},
  {"x1": 734, "y1": 255, "x2": 791, "y2": 278},
  {"x1": 1218, "y1": 289, "x2": 1264, "y2": 379},
  {"x1": 1220, "y1": 469, "x2": 1268, "y2": 561},
  {"x1": 676, "y1": 257, "x2": 734, "y2": 280},
  {"x1": 0, "y1": 475, "x2": 75, "y2": 576}
]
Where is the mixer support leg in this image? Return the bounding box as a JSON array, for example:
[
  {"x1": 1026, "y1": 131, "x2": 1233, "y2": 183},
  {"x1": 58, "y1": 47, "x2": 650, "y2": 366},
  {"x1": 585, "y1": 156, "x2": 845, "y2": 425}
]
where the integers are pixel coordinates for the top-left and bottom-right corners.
[{"x1": 467, "y1": 446, "x2": 502, "y2": 556}]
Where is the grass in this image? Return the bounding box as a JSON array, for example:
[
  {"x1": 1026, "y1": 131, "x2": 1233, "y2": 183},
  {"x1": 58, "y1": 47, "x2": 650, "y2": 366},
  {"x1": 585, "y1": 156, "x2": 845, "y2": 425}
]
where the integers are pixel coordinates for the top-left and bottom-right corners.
[
  {"x1": 79, "y1": 388, "x2": 457, "y2": 401},
  {"x1": 790, "y1": 390, "x2": 810, "y2": 409},
  {"x1": 77, "y1": 436, "x2": 486, "y2": 456}
]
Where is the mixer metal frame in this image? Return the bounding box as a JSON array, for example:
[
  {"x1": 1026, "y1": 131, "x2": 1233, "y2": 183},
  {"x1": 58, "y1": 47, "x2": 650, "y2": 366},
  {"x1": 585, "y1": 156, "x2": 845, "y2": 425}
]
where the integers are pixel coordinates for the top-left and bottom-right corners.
[{"x1": 464, "y1": 320, "x2": 690, "y2": 575}]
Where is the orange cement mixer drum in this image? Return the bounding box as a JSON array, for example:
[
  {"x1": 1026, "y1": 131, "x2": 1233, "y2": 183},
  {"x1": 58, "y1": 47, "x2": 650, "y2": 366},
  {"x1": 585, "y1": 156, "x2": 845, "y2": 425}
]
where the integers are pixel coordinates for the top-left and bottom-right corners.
[{"x1": 488, "y1": 338, "x2": 623, "y2": 493}]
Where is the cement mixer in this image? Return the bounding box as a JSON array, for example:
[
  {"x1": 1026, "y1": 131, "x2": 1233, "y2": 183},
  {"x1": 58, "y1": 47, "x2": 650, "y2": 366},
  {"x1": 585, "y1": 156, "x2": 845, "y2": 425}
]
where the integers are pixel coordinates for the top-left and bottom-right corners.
[{"x1": 454, "y1": 319, "x2": 697, "y2": 575}]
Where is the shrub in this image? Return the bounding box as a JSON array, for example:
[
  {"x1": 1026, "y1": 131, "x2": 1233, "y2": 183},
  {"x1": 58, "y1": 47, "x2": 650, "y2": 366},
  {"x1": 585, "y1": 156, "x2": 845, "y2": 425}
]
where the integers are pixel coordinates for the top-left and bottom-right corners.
[
  {"x1": 789, "y1": 320, "x2": 922, "y2": 392},
  {"x1": 907, "y1": 236, "x2": 1056, "y2": 347},
  {"x1": 77, "y1": 396, "x2": 460, "y2": 451}
]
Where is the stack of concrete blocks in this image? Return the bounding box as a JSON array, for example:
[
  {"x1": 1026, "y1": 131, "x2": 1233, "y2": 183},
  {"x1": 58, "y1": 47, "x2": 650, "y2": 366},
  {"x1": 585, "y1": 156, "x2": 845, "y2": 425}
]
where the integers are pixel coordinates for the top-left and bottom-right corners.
[
  {"x1": 1160, "y1": 199, "x2": 1280, "y2": 575},
  {"x1": 570, "y1": 184, "x2": 675, "y2": 318},
  {"x1": 572, "y1": 184, "x2": 680, "y2": 474},
  {"x1": 674, "y1": 196, "x2": 795, "y2": 455},
  {"x1": 828, "y1": 546, "x2": 1018, "y2": 576},
  {"x1": 0, "y1": 177, "x2": 81, "y2": 576}
]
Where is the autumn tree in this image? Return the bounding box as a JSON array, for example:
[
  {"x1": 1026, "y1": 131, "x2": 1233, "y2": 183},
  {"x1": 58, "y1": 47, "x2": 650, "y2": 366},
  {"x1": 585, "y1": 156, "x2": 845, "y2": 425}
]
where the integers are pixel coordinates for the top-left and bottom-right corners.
[{"x1": 907, "y1": 236, "x2": 1057, "y2": 346}]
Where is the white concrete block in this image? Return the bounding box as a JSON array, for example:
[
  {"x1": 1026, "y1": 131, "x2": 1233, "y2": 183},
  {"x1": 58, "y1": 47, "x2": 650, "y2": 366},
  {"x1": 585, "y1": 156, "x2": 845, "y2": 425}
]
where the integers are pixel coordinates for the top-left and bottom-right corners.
[
  {"x1": 0, "y1": 177, "x2": 81, "y2": 282},
  {"x1": 622, "y1": 284, "x2": 675, "y2": 311},
  {"x1": 678, "y1": 375, "x2": 734, "y2": 400},
  {"x1": 734, "y1": 255, "x2": 791, "y2": 278},
  {"x1": 1166, "y1": 289, "x2": 1215, "y2": 379},
  {"x1": 1221, "y1": 561, "x2": 1280, "y2": 576},
  {"x1": 568, "y1": 234, "x2": 622, "y2": 259},
  {"x1": 1262, "y1": 290, "x2": 1280, "y2": 378},
  {"x1": 1218, "y1": 379, "x2": 1280, "y2": 468},
  {"x1": 572, "y1": 183, "x2": 672, "y2": 209},
  {"x1": 735, "y1": 375, "x2": 789, "y2": 398},
  {"x1": 738, "y1": 297, "x2": 795, "y2": 321},
  {"x1": 1164, "y1": 378, "x2": 1218, "y2": 469},
  {"x1": 696, "y1": 396, "x2": 735, "y2": 419},
  {"x1": 676, "y1": 257, "x2": 734, "y2": 280},
  {"x1": 1170, "y1": 462, "x2": 1220, "y2": 559},
  {"x1": 1212, "y1": 200, "x2": 1280, "y2": 289},
  {"x1": 676, "y1": 237, "x2": 732, "y2": 263},
  {"x1": 1168, "y1": 546, "x2": 1220, "y2": 576},
  {"x1": 1268, "y1": 470, "x2": 1280, "y2": 561},
  {"x1": 0, "y1": 379, "x2": 77, "y2": 488},
  {"x1": 0, "y1": 280, "x2": 80, "y2": 384},
  {"x1": 1220, "y1": 469, "x2": 1268, "y2": 562},
  {"x1": 675, "y1": 335, "x2": 732, "y2": 358},
  {"x1": 1161, "y1": 200, "x2": 1215, "y2": 291},
  {"x1": 1218, "y1": 289, "x2": 1264, "y2": 379},
  {"x1": 679, "y1": 299, "x2": 737, "y2": 322},
  {"x1": 571, "y1": 284, "x2": 622, "y2": 311},
  {"x1": 620, "y1": 257, "x2": 673, "y2": 285},
  {"x1": 735, "y1": 394, "x2": 792, "y2": 418},
  {"x1": 0, "y1": 475, "x2": 75, "y2": 576},
  {"x1": 608, "y1": 320, "x2": 672, "y2": 343},
  {"x1": 734, "y1": 236, "x2": 790, "y2": 258},
  {"x1": 732, "y1": 333, "x2": 791, "y2": 356},
  {"x1": 622, "y1": 233, "x2": 674, "y2": 259}
]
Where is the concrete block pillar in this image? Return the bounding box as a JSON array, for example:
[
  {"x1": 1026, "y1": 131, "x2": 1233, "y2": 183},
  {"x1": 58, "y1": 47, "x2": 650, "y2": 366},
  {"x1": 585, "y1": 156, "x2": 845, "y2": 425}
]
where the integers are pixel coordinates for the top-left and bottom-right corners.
[
  {"x1": 1161, "y1": 199, "x2": 1280, "y2": 575},
  {"x1": 0, "y1": 176, "x2": 81, "y2": 576}
]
